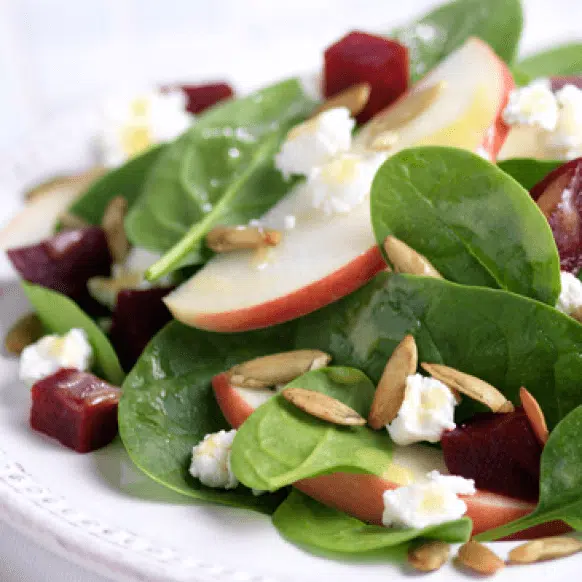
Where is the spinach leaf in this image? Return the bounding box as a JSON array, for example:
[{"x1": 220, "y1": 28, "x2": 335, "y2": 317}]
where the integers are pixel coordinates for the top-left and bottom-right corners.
[
  {"x1": 476, "y1": 406, "x2": 582, "y2": 540},
  {"x1": 517, "y1": 44, "x2": 582, "y2": 78},
  {"x1": 126, "y1": 79, "x2": 315, "y2": 279},
  {"x1": 22, "y1": 282, "x2": 124, "y2": 385},
  {"x1": 67, "y1": 145, "x2": 165, "y2": 225},
  {"x1": 230, "y1": 367, "x2": 393, "y2": 492},
  {"x1": 273, "y1": 490, "x2": 472, "y2": 554},
  {"x1": 370, "y1": 147, "x2": 560, "y2": 305},
  {"x1": 391, "y1": 0, "x2": 523, "y2": 82},
  {"x1": 498, "y1": 158, "x2": 562, "y2": 190},
  {"x1": 118, "y1": 320, "x2": 296, "y2": 512},
  {"x1": 296, "y1": 273, "x2": 582, "y2": 429}
]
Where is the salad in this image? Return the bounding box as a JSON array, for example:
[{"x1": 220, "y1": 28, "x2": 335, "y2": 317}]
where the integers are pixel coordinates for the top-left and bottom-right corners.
[{"x1": 2, "y1": 0, "x2": 582, "y2": 575}]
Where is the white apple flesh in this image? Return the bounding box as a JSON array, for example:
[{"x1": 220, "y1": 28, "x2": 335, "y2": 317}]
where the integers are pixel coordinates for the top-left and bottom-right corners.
[{"x1": 166, "y1": 38, "x2": 514, "y2": 332}]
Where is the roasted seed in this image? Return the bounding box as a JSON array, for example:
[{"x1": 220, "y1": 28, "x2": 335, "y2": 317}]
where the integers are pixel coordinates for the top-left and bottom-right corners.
[
  {"x1": 421, "y1": 363, "x2": 514, "y2": 413},
  {"x1": 281, "y1": 387, "x2": 366, "y2": 426},
  {"x1": 4, "y1": 313, "x2": 44, "y2": 355},
  {"x1": 383, "y1": 236, "x2": 442, "y2": 278},
  {"x1": 519, "y1": 386, "x2": 549, "y2": 445},
  {"x1": 313, "y1": 83, "x2": 371, "y2": 118},
  {"x1": 508, "y1": 537, "x2": 582, "y2": 564},
  {"x1": 24, "y1": 166, "x2": 106, "y2": 201},
  {"x1": 102, "y1": 196, "x2": 131, "y2": 264},
  {"x1": 369, "y1": 131, "x2": 399, "y2": 151},
  {"x1": 206, "y1": 225, "x2": 282, "y2": 253},
  {"x1": 408, "y1": 541, "x2": 450, "y2": 572},
  {"x1": 456, "y1": 541, "x2": 504, "y2": 575},
  {"x1": 228, "y1": 350, "x2": 332, "y2": 389},
  {"x1": 357, "y1": 82, "x2": 445, "y2": 148},
  {"x1": 368, "y1": 334, "x2": 417, "y2": 429}
]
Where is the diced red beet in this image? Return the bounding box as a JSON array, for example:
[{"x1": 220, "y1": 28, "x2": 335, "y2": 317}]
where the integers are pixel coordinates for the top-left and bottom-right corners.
[
  {"x1": 175, "y1": 83, "x2": 234, "y2": 114},
  {"x1": 441, "y1": 407, "x2": 542, "y2": 502},
  {"x1": 551, "y1": 76, "x2": 582, "y2": 92},
  {"x1": 30, "y1": 368, "x2": 121, "y2": 453},
  {"x1": 530, "y1": 158, "x2": 582, "y2": 273},
  {"x1": 324, "y1": 31, "x2": 408, "y2": 124},
  {"x1": 7, "y1": 227, "x2": 112, "y2": 314},
  {"x1": 109, "y1": 287, "x2": 174, "y2": 371}
]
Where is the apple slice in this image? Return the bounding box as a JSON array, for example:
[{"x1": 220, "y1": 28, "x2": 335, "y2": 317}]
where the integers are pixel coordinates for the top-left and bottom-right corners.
[
  {"x1": 0, "y1": 168, "x2": 104, "y2": 251},
  {"x1": 213, "y1": 372, "x2": 569, "y2": 539},
  {"x1": 165, "y1": 38, "x2": 514, "y2": 333}
]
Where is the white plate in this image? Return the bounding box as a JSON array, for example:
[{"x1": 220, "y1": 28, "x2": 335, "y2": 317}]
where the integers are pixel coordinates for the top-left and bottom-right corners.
[{"x1": 2, "y1": 11, "x2": 582, "y2": 582}]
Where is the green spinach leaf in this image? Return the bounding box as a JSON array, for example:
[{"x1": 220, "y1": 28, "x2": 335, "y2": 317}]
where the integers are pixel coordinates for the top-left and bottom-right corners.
[
  {"x1": 273, "y1": 490, "x2": 472, "y2": 554},
  {"x1": 22, "y1": 282, "x2": 124, "y2": 385},
  {"x1": 67, "y1": 145, "x2": 165, "y2": 225},
  {"x1": 391, "y1": 0, "x2": 523, "y2": 82},
  {"x1": 498, "y1": 158, "x2": 562, "y2": 190},
  {"x1": 295, "y1": 273, "x2": 582, "y2": 429},
  {"x1": 370, "y1": 147, "x2": 560, "y2": 305},
  {"x1": 231, "y1": 367, "x2": 393, "y2": 492},
  {"x1": 125, "y1": 79, "x2": 315, "y2": 279},
  {"x1": 476, "y1": 405, "x2": 582, "y2": 540},
  {"x1": 118, "y1": 320, "x2": 296, "y2": 512},
  {"x1": 517, "y1": 43, "x2": 582, "y2": 78}
]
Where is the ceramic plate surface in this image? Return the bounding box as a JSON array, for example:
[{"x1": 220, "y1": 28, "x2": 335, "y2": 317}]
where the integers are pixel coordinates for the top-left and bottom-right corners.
[{"x1": 1, "y1": 8, "x2": 582, "y2": 580}]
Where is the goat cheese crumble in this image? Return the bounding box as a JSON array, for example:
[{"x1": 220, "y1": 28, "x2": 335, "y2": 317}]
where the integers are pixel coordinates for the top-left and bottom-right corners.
[
  {"x1": 387, "y1": 374, "x2": 457, "y2": 446},
  {"x1": 189, "y1": 429, "x2": 239, "y2": 489},
  {"x1": 274, "y1": 107, "x2": 355, "y2": 178},
  {"x1": 309, "y1": 151, "x2": 387, "y2": 215},
  {"x1": 547, "y1": 84, "x2": 582, "y2": 159},
  {"x1": 502, "y1": 79, "x2": 558, "y2": 131},
  {"x1": 19, "y1": 328, "x2": 93, "y2": 387},
  {"x1": 382, "y1": 471, "x2": 475, "y2": 529},
  {"x1": 97, "y1": 89, "x2": 193, "y2": 167},
  {"x1": 556, "y1": 270, "x2": 582, "y2": 316}
]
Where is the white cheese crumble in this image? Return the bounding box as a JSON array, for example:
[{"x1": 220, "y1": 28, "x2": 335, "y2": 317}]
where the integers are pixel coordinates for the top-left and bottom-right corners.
[
  {"x1": 19, "y1": 328, "x2": 93, "y2": 387},
  {"x1": 547, "y1": 84, "x2": 582, "y2": 159},
  {"x1": 97, "y1": 88, "x2": 193, "y2": 167},
  {"x1": 382, "y1": 471, "x2": 475, "y2": 529},
  {"x1": 308, "y1": 151, "x2": 387, "y2": 215},
  {"x1": 189, "y1": 429, "x2": 238, "y2": 489},
  {"x1": 387, "y1": 374, "x2": 457, "y2": 446},
  {"x1": 556, "y1": 271, "x2": 582, "y2": 316},
  {"x1": 274, "y1": 107, "x2": 355, "y2": 178},
  {"x1": 502, "y1": 79, "x2": 558, "y2": 131}
]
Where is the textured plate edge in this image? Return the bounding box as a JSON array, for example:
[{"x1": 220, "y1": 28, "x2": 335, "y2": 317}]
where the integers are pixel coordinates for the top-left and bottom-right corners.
[{"x1": 0, "y1": 447, "x2": 280, "y2": 582}]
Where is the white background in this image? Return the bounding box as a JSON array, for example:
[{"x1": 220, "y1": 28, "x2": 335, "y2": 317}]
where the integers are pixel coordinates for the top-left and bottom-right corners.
[{"x1": 0, "y1": 0, "x2": 581, "y2": 580}]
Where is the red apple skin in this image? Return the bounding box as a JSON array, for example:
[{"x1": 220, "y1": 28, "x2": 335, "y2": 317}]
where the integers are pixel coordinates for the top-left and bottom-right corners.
[
  {"x1": 185, "y1": 246, "x2": 386, "y2": 333},
  {"x1": 480, "y1": 41, "x2": 515, "y2": 160},
  {"x1": 213, "y1": 372, "x2": 569, "y2": 539}
]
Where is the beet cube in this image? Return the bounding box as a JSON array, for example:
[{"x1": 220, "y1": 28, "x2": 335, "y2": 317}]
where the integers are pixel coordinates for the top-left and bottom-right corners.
[
  {"x1": 551, "y1": 76, "x2": 582, "y2": 92},
  {"x1": 324, "y1": 31, "x2": 408, "y2": 124},
  {"x1": 7, "y1": 227, "x2": 112, "y2": 314},
  {"x1": 30, "y1": 368, "x2": 121, "y2": 453},
  {"x1": 109, "y1": 287, "x2": 174, "y2": 371},
  {"x1": 175, "y1": 82, "x2": 234, "y2": 115},
  {"x1": 441, "y1": 407, "x2": 542, "y2": 502},
  {"x1": 530, "y1": 158, "x2": 582, "y2": 273}
]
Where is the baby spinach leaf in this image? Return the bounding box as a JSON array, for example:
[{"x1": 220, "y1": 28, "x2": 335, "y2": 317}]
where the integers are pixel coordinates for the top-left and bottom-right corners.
[
  {"x1": 230, "y1": 367, "x2": 393, "y2": 492},
  {"x1": 118, "y1": 320, "x2": 296, "y2": 512},
  {"x1": 22, "y1": 282, "x2": 124, "y2": 385},
  {"x1": 517, "y1": 43, "x2": 582, "y2": 78},
  {"x1": 296, "y1": 273, "x2": 582, "y2": 429},
  {"x1": 126, "y1": 79, "x2": 315, "y2": 279},
  {"x1": 273, "y1": 490, "x2": 472, "y2": 554},
  {"x1": 391, "y1": 0, "x2": 523, "y2": 82},
  {"x1": 370, "y1": 147, "x2": 560, "y2": 305},
  {"x1": 498, "y1": 158, "x2": 562, "y2": 191},
  {"x1": 476, "y1": 405, "x2": 582, "y2": 540},
  {"x1": 67, "y1": 145, "x2": 165, "y2": 225}
]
